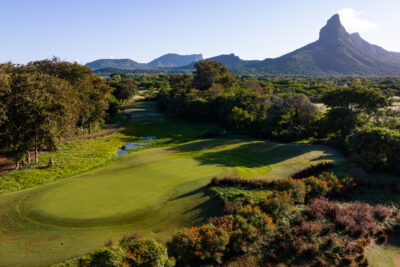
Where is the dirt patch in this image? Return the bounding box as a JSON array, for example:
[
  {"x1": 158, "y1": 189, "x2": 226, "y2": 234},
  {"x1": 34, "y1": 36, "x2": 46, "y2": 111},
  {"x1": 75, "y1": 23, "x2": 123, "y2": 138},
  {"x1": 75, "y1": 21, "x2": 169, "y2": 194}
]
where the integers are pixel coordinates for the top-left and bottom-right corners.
[{"x1": 396, "y1": 253, "x2": 400, "y2": 267}]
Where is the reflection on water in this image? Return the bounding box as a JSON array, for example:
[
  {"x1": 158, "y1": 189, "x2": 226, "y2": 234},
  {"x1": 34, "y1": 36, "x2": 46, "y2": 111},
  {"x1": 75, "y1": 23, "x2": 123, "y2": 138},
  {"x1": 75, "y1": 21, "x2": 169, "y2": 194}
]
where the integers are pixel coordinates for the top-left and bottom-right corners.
[
  {"x1": 139, "y1": 136, "x2": 156, "y2": 141},
  {"x1": 117, "y1": 136, "x2": 157, "y2": 157}
]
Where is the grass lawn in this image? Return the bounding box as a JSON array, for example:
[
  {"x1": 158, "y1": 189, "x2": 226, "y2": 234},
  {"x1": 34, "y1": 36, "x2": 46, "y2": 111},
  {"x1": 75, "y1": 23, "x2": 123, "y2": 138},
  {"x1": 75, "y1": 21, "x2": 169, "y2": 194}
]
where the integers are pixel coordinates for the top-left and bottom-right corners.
[
  {"x1": 366, "y1": 235, "x2": 400, "y2": 267},
  {"x1": 0, "y1": 101, "x2": 346, "y2": 266}
]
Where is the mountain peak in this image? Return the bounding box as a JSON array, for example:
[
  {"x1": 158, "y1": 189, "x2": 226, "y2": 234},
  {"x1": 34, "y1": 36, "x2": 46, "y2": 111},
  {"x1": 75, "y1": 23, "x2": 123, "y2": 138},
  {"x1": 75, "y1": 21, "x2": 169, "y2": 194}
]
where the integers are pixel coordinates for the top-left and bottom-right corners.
[{"x1": 319, "y1": 14, "x2": 349, "y2": 42}]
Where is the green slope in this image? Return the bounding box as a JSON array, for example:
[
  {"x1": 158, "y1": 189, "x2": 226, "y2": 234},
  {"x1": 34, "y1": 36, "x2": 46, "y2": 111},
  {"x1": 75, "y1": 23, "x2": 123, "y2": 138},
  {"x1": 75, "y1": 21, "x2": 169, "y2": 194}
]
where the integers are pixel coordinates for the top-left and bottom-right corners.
[{"x1": 0, "y1": 102, "x2": 345, "y2": 266}]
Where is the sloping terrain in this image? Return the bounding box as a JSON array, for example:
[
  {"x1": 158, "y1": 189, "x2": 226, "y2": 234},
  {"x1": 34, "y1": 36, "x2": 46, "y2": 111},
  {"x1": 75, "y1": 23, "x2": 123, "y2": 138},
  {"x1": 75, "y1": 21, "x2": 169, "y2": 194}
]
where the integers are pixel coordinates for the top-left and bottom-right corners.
[{"x1": 0, "y1": 102, "x2": 344, "y2": 266}]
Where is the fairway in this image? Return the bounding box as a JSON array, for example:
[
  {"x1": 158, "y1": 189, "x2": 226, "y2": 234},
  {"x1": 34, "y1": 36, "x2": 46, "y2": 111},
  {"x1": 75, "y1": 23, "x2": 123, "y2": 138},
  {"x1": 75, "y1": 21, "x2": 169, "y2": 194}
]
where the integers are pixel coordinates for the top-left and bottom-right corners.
[{"x1": 0, "y1": 102, "x2": 345, "y2": 266}]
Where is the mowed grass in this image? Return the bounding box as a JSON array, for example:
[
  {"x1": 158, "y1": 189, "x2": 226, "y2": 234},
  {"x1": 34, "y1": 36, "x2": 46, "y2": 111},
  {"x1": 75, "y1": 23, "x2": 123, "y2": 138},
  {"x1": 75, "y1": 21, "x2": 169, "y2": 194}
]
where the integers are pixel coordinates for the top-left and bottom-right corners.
[
  {"x1": 0, "y1": 101, "x2": 345, "y2": 266},
  {"x1": 0, "y1": 102, "x2": 212, "y2": 194},
  {"x1": 366, "y1": 235, "x2": 400, "y2": 267}
]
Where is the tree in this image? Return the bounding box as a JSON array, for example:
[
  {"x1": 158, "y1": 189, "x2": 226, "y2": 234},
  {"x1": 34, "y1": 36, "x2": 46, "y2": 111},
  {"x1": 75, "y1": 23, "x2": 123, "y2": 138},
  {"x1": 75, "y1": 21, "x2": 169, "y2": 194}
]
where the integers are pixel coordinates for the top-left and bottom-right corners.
[
  {"x1": 169, "y1": 74, "x2": 193, "y2": 94},
  {"x1": 113, "y1": 77, "x2": 138, "y2": 101},
  {"x1": 0, "y1": 67, "x2": 76, "y2": 166},
  {"x1": 273, "y1": 94, "x2": 318, "y2": 137},
  {"x1": 347, "y1": 127, "x2": 400, "y2": 171},
  {"x1": 33, "y1": 58, "x2": 111, "y2": 134},
  {"x1": 228, "y1": 106, "x2": 254, "y2": 129},
  {"x1": 245, "y1": 80, "x2": 264, "y2": 94},
  {"x1": 322, "y1": 85, "x2": 393, "y2": 116},
  {"x1": 193, "y1": 60, "x2": 235, "y2": 91}
]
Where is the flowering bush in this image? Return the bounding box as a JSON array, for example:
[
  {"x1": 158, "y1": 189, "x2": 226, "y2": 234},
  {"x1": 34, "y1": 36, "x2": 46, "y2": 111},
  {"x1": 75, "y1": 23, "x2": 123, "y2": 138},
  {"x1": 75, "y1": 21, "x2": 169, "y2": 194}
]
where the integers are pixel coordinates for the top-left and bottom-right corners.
[
  {"x1": 237, "y1": 205, "x2": 276, "y2": 234},
  {"x1": 302, "y1": 172, "x2": 355, "y2": 200},
  {"x1": 74, "y1": 238, "x2": 173, "y2": 267},
  {"x1": 307, "y1": 198, "x2": 399, "y2": 238},
  {"x1": 77, "y1": 245, "x2": 128, "y2": 267},
  {"x1": 207, "y1": 205, "x2": 276, "y2": 259},
  {"x1": 262, "y1": 192, "x2": 294, "y2": 222},
  {"x1": 120, "y1": 238, "x2": 173, "y2": 267},
  {"x1": 167, "y1": 224, "x2": 229, "y2": 266},
  {"x1": 209, "y1": 214, "x2": 259, "y2": 256},
  {"x1": 275, "y1": 177, "x2": 306, "y2": 203}
]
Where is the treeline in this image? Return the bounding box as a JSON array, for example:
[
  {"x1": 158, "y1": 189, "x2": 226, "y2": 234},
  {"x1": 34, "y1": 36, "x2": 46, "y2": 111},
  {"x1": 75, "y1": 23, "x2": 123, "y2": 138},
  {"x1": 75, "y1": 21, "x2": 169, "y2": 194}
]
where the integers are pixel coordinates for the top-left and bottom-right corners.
[
  {"x1": 0, "y1": 58, "x2": 111, "y2": 168},
  {"x1": 157, "y1": 60, "x2": 400, "y2": 174}
]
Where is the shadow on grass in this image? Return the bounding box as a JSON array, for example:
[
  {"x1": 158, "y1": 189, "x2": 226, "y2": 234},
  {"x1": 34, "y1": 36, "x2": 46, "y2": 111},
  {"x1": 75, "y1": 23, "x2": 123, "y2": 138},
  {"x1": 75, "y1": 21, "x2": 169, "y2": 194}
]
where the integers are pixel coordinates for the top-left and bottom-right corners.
[
  {"x1": 170, "y1": 185, "x2": 223, "y2": 222},
  {"x1": 170, "y1": 140, "x2": 340, "y2": 169}
]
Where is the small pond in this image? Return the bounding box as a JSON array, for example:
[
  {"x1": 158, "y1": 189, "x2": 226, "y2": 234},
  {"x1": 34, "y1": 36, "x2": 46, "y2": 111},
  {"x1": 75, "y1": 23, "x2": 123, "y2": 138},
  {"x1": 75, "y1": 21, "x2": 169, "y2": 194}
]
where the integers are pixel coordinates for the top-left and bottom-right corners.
[{"x1": 117, "y1": 136, "x2": 157, "y2": 157}]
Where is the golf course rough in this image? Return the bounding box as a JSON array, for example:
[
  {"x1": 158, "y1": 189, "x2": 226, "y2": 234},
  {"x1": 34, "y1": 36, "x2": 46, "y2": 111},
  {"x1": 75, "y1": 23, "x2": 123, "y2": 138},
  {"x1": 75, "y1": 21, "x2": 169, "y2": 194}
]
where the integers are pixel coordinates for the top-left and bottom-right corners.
[{"x1": 0, "y1": 102, "x2": 345, "y2": 266}]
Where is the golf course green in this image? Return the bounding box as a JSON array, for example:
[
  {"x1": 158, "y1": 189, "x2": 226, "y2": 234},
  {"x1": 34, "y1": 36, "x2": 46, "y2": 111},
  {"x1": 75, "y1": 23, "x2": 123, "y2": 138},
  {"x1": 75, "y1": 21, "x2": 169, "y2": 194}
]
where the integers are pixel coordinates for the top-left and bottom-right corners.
[{"x1": 0, "y1": 102, "x2": 345, "y2": 266}]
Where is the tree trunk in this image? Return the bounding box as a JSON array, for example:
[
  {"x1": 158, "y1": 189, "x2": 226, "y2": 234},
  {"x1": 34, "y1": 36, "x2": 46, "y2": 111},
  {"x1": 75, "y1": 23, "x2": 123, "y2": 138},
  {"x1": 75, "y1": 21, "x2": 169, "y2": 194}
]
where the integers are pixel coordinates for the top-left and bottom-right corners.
[
  {"x1": 88, "y1": 122, "x2": 92, "y2": 134},
  {"x1": 15, "y1": 161, "x2": 19, "y2": 169},
  {"x1": 34, "y1": 138, "x2": 38, "y2": 164},
  {"x1": 27, "y1": 151, "x2": 31, "y2": 164}
]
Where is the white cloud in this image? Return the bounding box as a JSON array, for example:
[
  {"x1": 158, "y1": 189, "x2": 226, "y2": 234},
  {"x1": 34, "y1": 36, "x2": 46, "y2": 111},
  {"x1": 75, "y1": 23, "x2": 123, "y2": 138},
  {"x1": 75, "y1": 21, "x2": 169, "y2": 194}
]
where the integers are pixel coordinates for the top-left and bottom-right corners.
[
  {"x1": 338, "y1": 8, "x2": 378, "y2": 32},
  {"x1": 109, "y1": 56, "x2": 115, "y2": 59},
  {"x1": 74, "y1": 59, "x2": 80, "y2": 63},
  {"x1": 338, "y1": 8, "x2": 377, "y2": 33}
]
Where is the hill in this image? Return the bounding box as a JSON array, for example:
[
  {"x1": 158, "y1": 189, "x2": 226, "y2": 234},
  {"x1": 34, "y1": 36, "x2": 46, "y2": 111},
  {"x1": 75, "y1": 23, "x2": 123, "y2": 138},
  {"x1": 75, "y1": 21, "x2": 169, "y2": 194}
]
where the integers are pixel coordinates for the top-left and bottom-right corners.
[
  {"x1": 87, "y1": 14, "x2": 400, "y2": 76},
  {"x1": 86, "y1": 53, "x2": 202, "y2": 70},
  {"x1": 85, "y1": 58, "x2": 146, "y2": 70},
  {"x1": 147, "y1": 53, "x2": 203, "y2": 68},
  {"x1": 250, "y1": 14, "x2": 400, "y2": 76}
]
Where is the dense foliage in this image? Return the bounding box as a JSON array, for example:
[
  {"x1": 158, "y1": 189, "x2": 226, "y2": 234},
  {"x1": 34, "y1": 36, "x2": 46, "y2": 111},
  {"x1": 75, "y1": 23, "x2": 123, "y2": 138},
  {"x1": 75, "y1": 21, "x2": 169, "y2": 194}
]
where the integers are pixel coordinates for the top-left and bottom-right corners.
[
  {"x1": 0, "y1": 58, "x2": 111, "y2": 167},
  {"x1": 157, "y1": 61, "x2": 399, "y2": 173},
  {"x1": 60, "y1": 236, "x2": 174, "y2": 267}
]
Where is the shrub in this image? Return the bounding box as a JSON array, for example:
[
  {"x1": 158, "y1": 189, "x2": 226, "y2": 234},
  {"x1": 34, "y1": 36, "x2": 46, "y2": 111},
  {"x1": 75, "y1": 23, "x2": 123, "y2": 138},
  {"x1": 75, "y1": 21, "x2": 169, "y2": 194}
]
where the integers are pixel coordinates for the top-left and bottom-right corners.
[
  {"x1": 275, "y1": 177, "x2": 306, "y2": 203},
  {"x1": 262, "y1": 192, "x2": 294, "y2": 222},
  {"x1": 207, "y1": 176, "x2": 272, "y2": 189},
  {"x1": 347, "y1": 127, "x2": 400, "y2": 172},
  {"x1": 77, "y1": 246, "x2": 128, "y2": 267},
  {"x1": 374, "y1": 204, "x2": 396, "y2": 221},
  {"x1": 209, "y1": 205, "x2": 275, "y2": 259},
  {"x1": 223, "y1": 200, "x2": 243, "y2": 215},
  {"x1": 306, "y1": 198, "x2": 399, "y2": 238},
  {"x1": 167, "y1": 224, "x2": 229, "y2": 266},
  {"x1": 209, "y1": 214, "x2": 259, "y2": 256},
  {"x1": 119, "y1": 238, "x2": 172, "y2": 267},
  {"x1": 236, "y1": 205, "x2": 276, "y2": 236},
  {"x1": 302, "y1": 172, "x2": 355, "y2": 200}
]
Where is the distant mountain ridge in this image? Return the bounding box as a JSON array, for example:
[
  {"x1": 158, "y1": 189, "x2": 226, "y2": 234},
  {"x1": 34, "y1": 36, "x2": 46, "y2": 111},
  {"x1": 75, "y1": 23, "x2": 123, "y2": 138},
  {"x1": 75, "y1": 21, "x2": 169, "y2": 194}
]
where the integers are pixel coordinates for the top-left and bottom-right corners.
[
  {"x1": 147, "y1": 53, "x2": 203, "y2": 68},
  {"x1": 86, "y1": 58, "x2": 146, "y2": 70},
  {"x1": 87, "y1": 14, "x2": 400, "y2": 76},
  {"x1": 86, "y1": 53, "x2": 203, "y2": 70},
  {"x1": 177, "y1": 53, "x2": 261, "y2": 69},
  {"x1": 249, "y1": 14, "x2": 400, "y2": 75}
]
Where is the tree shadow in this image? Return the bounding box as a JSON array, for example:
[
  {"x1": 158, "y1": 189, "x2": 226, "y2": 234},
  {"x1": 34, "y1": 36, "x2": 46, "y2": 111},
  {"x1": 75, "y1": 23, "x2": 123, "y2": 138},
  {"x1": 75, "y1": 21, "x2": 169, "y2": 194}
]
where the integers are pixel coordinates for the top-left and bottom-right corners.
[
  {"x1": 168, "y1": 138, "x2": 243, "y2": 153},
  {"x1": 189, "y1": 142, "x2": 338, "y2": 169},
  {"x1": 170, "y1": 185, "x2": 224, "y2": 221}
]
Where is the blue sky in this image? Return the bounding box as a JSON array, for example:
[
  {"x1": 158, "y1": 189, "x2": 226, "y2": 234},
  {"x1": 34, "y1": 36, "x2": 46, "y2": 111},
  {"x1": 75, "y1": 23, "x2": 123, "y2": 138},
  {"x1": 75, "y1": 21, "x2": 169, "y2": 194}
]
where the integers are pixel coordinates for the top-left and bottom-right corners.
[{"x1": 1, "y1": 0, "x2": 399, "y2": 64}]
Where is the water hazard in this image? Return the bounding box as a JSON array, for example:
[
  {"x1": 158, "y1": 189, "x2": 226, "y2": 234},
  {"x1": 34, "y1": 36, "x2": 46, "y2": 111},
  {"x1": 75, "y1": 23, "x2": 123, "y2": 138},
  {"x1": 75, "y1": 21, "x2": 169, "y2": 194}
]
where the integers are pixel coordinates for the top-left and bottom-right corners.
[{"x1": 117, "y1": 136, "x2": 157, "y2": 156}]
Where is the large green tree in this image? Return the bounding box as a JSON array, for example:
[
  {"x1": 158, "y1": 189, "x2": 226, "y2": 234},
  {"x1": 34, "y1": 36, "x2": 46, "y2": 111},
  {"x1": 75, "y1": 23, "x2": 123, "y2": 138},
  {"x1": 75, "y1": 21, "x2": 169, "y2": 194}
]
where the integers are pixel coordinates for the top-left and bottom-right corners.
[
  {"x1": 193, "y1": 60, "x2": 236, "y2": 91},
  {"x1": 113, "y1": 77, "x2": 138, "y2": 101},
  {"x1": 0, "y1": 66, "x2": 76, "y2": 166},
  {"x1": 33, "y1": 58, "x2": 111, "y2": 134}
]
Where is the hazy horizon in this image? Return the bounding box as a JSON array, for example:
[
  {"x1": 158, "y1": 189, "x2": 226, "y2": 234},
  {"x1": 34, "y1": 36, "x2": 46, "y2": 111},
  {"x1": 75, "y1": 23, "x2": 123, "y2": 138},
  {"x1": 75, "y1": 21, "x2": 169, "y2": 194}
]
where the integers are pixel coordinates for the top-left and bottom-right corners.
[{"x1": 1, "y1": 0, "x2": 399, "y2": 64}]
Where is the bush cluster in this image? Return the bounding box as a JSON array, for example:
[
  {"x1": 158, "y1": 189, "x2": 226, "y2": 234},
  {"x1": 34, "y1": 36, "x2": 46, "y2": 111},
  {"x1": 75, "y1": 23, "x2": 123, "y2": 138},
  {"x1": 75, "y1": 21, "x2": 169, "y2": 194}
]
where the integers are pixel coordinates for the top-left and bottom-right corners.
[
  {"x1": 207, "y1": 176, "x2": 272, "y2": 189},
  {"x1": 167, "y1": 224, "x2": 230, "y2": 266},
  {"x1": 168, "y1": 205, "x2": 276, "y2": 266},
  {"x1": 263, "y1": 198, "x2": 400, "y2": 266},
  {"x1": 65, "y1": 236, "x2": 173, "y2": 267}
]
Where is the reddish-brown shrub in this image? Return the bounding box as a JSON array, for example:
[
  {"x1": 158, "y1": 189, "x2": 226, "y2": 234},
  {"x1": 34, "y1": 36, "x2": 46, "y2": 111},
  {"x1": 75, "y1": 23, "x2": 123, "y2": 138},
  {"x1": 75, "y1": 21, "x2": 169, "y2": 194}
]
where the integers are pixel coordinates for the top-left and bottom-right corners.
[
  {"x1": 223, "y1": 201, "x2": 243, "y2": 215},
  {"x1": 207, "y1": 176, "x2": 272, "y2": 189},
  {"x1": 374, "y1": 204, "x2": 395, "y2": 221}
]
